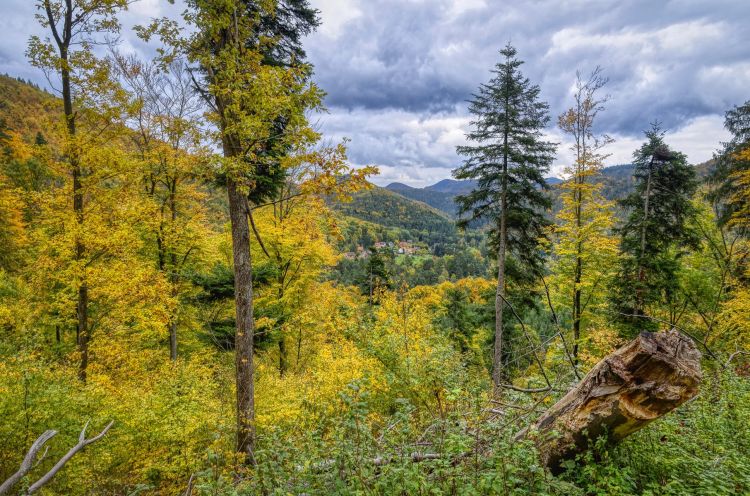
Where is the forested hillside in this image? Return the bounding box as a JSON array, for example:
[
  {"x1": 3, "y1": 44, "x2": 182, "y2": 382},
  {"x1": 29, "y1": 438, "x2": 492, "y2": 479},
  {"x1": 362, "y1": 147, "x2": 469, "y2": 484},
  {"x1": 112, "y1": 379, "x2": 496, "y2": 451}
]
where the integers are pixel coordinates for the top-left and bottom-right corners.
[
  {"x1": 1, "y1": 2, "x2": 749, "y2": 496},
  {"x1": 386, "y1": 164, "x2": 710, "y2": 219},
  {"x1": 385, "y1": 181, "x2": 459, "y2": 216}
]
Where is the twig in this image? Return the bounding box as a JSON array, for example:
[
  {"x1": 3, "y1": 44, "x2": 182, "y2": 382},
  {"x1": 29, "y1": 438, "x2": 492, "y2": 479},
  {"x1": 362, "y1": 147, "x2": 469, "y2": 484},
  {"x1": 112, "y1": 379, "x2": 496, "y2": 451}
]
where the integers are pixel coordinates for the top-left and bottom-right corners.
[
  {"x1": 184, "y1": 473, "x2": 195, "y2": 496},
  {"x1": 0, "y1": 430, "x2": 57, "y2": 495},
  {"x1": 725, "y1": 351, "x2": 749, "y2": 368},
  {"x1": 498, "y1": 293, "x2": 552, "y2": 388},
  {"x1": 541, "y1": 276, "x2": 581, "y2": 380},
  {"x1": 498, "y1": 383, "x2": 553, "y2": 394},
  {"x1": 26, "y1": 421, "x2": 114, "y2": 495}
]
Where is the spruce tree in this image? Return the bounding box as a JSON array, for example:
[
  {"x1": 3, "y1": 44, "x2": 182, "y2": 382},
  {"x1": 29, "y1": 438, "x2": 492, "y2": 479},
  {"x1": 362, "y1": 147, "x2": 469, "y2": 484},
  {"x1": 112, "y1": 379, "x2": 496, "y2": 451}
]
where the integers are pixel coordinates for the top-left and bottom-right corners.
[
  {"x1": 613, "y1": 124, "x2": 698, "y2": 333},
  {"x1": 709, "y1": 101, "x2": 750, "y2": 227},
  {"x1": 453, "y1": 43, "x2": 555, "y2": 390}
]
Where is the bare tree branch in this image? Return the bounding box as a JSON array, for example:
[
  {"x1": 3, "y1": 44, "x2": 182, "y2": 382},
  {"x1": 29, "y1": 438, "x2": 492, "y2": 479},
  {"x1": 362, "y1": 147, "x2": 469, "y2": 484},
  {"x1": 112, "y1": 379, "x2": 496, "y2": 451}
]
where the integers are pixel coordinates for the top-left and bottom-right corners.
[
  {"x1": 0, "y1": 421, "x2": 115, "y2": 496},
  {"x1": 0, "y1": 430, "x2": 57, "y2": 495},
  {"x1": 25, "y1": 421, "x2": 114, "y2": 495}
]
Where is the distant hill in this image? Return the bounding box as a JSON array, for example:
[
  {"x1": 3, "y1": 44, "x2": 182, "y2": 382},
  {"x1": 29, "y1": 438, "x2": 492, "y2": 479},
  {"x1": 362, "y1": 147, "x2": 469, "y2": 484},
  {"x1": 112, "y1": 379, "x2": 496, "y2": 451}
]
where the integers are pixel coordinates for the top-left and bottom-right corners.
[
  {"x1": 329, "y1": 184, "x2": 462, "y2": 249},
  {"x1": 425, "y1": 179, "x2": 477, "y2": 195},
  {"x1": 383, "y1": 161, "x2": 712, "y2": 222},
  {"x1": 0, "y1": 74, "x2": 57, "y2": 140},
  {"x1": 385, "y1": 182, "x2": 459, "y2": 216},
  {"x1": 386, "y1": 176, "x2": 564, "y2": 217}
]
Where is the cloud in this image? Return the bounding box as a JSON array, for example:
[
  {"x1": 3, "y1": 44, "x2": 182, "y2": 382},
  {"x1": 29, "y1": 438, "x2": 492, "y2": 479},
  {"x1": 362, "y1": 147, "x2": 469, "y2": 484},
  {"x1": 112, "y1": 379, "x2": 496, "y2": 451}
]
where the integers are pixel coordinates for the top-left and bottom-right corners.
[
  {"x1": 305, "y1": 0, "x2": 748, "y2": 184},
  {"x1": 0, "y1": 0, "x2": 746, "y2": 186},
  {"x1": 313, "y1": 105, "x2": 469, "y2": 180}
]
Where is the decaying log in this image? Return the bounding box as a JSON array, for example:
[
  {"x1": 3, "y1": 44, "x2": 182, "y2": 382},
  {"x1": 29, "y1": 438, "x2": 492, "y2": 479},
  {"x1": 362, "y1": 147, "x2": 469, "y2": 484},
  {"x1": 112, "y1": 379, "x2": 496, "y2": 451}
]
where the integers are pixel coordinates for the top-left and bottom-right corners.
[{"x1": 525, "y1": 330, "x2": 701, "y2": 473}]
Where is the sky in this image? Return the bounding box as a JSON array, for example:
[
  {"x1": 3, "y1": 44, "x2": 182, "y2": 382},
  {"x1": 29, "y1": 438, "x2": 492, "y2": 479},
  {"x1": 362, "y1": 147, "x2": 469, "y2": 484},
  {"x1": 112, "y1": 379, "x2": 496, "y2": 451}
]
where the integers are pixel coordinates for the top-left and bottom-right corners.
[{"x1": 2, "y1": 0, "x2": 748, "y2": 187}]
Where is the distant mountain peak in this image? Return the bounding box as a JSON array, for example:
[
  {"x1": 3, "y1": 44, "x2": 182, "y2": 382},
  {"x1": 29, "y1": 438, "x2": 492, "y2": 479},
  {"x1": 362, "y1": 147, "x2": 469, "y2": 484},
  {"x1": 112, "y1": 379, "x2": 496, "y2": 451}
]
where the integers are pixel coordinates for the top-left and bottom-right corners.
[
  {"x1": 385, "y1": 182, "x2": 417, "y2": 190},
  {"x1": 425, "y1": 179, "x2": 477, "y2": 194}
]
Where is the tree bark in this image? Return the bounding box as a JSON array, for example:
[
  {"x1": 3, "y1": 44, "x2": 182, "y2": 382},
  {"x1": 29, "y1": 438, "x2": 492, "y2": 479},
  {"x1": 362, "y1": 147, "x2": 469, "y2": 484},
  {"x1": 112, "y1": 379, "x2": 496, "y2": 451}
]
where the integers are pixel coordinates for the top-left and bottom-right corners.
[
  {"x1": 227, "y1": 178, "x2": 256, "y2": 464},
  {"x1": 493, "y1": 72, "x2": 510, "y2": 392},
  {"x1": 211, "y1": 14, "x2": 257, "y2": 464},
  {"x1": 169, "y1": 320, "x2": 178, "y2": 361},
  {"x1": 525, "y1": 330, "x2": 701, "y2": 473}
]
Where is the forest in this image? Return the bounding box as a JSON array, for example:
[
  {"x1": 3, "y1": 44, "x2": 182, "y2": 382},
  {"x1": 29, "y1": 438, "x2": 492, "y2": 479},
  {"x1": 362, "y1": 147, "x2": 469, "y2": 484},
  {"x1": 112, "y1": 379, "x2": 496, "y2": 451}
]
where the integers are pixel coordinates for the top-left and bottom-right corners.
[{"x1": 0, "y1": 1, "x2": 749, "y2": 495}]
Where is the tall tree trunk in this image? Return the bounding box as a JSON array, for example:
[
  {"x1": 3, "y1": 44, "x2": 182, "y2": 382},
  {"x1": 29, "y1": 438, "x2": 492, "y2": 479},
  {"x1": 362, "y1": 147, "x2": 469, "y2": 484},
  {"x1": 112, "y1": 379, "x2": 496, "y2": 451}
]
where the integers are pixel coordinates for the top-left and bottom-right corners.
[
  {"x1": 168, "y1": 182, "x2": 178, "y2": 361},
  {"x1": 572, "y1": 138, "x2": 585, "y2": 364},
  {"x1": 59, "y1": 42, "x2": 89, "y2": 383},
  {"x1": 493, "y1": 123, "x2": 509, "y2": 391},
  {"x1": 494, "y1": 224, "x2": 506, "y2": 390},
  {"x1": 211, "y1": 15, "x2": 257, "y2": 463},
  {"x1": 636, "y1": 159, "x2": 654, "y2": 316},
  {"x1": 227, "y1": 177, "x2": 256, "y2": 464}
]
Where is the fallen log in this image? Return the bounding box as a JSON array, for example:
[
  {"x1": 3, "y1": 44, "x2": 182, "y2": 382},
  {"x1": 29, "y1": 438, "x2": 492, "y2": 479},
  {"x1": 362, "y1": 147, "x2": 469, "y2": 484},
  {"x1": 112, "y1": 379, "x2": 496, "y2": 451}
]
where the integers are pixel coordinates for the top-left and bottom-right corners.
[{"x1": 524, "y1": 330, "x2": 701, "y2": 473}]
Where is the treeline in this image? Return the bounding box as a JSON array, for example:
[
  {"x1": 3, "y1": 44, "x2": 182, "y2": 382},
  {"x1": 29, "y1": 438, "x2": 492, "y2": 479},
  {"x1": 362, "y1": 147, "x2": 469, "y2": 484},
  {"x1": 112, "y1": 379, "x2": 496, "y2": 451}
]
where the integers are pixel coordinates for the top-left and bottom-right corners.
[{"x1": 453, "y1": 45, "x2": 749, "y2": 389}]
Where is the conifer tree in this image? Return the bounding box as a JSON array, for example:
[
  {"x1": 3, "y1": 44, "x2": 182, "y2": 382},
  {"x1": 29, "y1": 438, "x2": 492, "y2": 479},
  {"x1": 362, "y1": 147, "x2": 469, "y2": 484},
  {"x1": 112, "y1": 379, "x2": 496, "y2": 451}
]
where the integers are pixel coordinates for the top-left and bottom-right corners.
[
  {"x1": 453, "y1": 43, "x2": 555, "y2": 390},
  {"x1": 613, "y1": 124, "x2": 698, "y2": 332},
  {"x1": 709, "y1": 100, "x2": 750, "y2": 228}
]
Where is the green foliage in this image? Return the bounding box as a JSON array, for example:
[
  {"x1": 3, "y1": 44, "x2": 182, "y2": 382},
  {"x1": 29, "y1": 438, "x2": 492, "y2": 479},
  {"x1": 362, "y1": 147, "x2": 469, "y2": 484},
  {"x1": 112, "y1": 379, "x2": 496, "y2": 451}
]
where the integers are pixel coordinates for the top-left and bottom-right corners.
[
  {"x1": 560, "y1": 368, "x2": 750, "y2": 495},
  {"x1": 2, "y1": 4, "x2": 750, "y2": 495},
  {"x1": 709, "y1": 100, "x2": 750, "y2": 225},
  {"x1": 453, "y1": 42, "x2": 555, "y2": 274},
  {"x1": 613, "y1": 124, "x2": 699, "y2": 334}
]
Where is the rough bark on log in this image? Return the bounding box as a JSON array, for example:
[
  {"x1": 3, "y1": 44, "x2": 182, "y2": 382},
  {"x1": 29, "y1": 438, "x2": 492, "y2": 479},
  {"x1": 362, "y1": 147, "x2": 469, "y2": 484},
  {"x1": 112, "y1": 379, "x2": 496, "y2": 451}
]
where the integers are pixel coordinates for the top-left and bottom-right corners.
[{"x1": 526, "y1": 330, "x2": 701, "y2": 473}]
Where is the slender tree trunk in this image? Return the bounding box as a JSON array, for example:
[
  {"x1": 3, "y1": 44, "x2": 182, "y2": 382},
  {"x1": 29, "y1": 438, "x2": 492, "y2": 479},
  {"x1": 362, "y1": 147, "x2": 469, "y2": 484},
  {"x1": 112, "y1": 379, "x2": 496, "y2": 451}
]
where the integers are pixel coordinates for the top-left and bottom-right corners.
[
  {"x1": 277, "y1": 269, "x2": 287, "y2": 376},
  {"x1": 227, "y1": 176, "x2": 256, "y2": 464},
  {"x1": 296, "y1": 328, "x2": 303, "y2": 368},
  {"x1": 278, "y1": 338, "x2": 287, "y2": 377},
  {"x1": 168, "y1": 321, "x2": 178, "y2": 361},
  {"x1": 494, "y1": 225, "x2": 506, "y2": 390},
  {"x1": 572, "y1": 139, "x2": 584, "y2": 364},
  {"x1": 572, "y1": 255, "x2": 581, "y2": 362},
  {"x1": 59, "y1": 44, "x2": 89, "y2": 383},
  {"x1": 493, "y1": 124, "x2": 509, "y2": 391},
  {"x1": 168, "y1": 182, "x2": 178, "y2": 361},
  {"x1": 636, "y1": 158, "x2": 654, "y2": 316}
]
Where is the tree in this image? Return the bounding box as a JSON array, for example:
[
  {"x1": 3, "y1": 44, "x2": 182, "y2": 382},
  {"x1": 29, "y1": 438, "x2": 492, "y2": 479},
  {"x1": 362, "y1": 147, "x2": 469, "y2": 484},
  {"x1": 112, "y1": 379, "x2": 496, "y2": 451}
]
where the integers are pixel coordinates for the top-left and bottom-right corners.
[
  {"x1": 550, "y1": 68, "x2": 618, "y2": 364},
  {"x1": 679, "y1": 192, "x2": 746, "y2": 347},
  {"x1": 27, "y1": 0, "x2": 130, "y2": 381},
  {"x1": 146, "y1": 0, "x2": 324, "y2": 463},
  {"x1": 453, "y1": 43, "x2": 555, "y2": 390},
  {"x1": 249, "y1": 143, "x2": 375, "y2": 375},
  {"x1": 613, "y1": 124, "x2": 698, "y2": 332},
  {"x1": 709, "y1": 100, "x2": 750, "y2": 226},
  {"x1": 115, "y1": 54, "x2": 212, "y2": 360}
]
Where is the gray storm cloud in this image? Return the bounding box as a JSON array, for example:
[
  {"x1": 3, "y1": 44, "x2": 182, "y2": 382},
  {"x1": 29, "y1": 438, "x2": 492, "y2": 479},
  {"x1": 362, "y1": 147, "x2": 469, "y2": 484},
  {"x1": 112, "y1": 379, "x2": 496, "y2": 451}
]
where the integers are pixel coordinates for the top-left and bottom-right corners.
[{"x1": 1, "y1": 0, "x2": 747, "y2": 185}]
